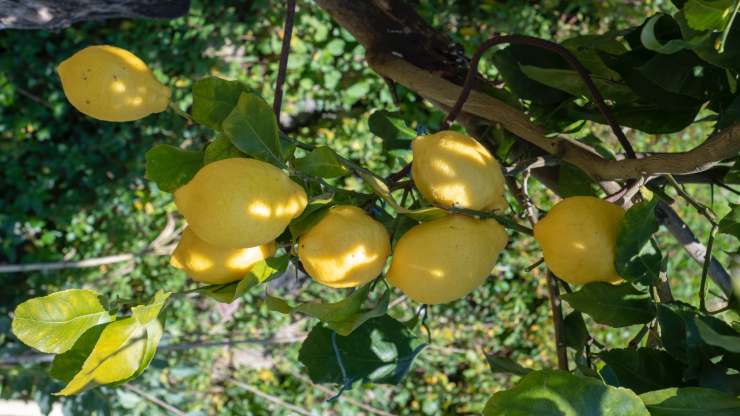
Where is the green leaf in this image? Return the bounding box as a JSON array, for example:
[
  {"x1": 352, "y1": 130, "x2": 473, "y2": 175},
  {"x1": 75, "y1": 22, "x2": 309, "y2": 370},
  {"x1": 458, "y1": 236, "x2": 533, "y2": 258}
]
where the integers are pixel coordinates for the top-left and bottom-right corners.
[
  {"x1": 268, "y1": 283, "x2": 390, "y2": 336},
  {"x1": 298, "y1": 315, "x2": 426, "y2": 386},
  {"x1": 483, "y1": 370, "x2": 650, "y2": 416},
  {"x1": 294, "y1": 146, "x2": 349, "y2": 178},
  {"x1": 640, "y1": 387, "x2": 740, "y2": 416},
  {"x1": 191, "y1": 76, "x2": 251, "y2": 130},
  {"x1": 222, "y1": 92, "x2": 283, "y2": 167},
  {"x1": 621, "y1": 250, "x2": 663, "y2": 286},
  {"x1": 55, "y1": 291, "x2": 170, "y2": 396},
  {"x1": 564, "y1": 312, "x2": 589, "y2": 352},
  {"x1": 12, "y1": 289, "x2": 114, "y2": 354},
  {"x1": 520, "y1": 65, "x2": 637, "y2": 104},
  {"x1": 144, "y1": 144, "x2": 203, "y2": 193},
  {"x1": 557, "y1": 163, "x2": 598, "y2": 198},
  {"x1": 368, "y1": 110, "x2": 416, "y2": 150},
  {"x1": 561, "y1": 34, "x2": 627, "y2": 80},
  {"x1": 695, "y1": 317, "x2": 740, "y2": 353},
  {"x1": 289, "y1": 193, "x2": 334, "y2": 238},
  {"x1": 484, "y1": 354, "x2": 532, "y2": 376},
  {"x1": 640, "y1": 14, "x2": 710, "y2": 54},
  {"x1": 616, "y1": 197, "x2": 660, "y2": 283},
  {"x1": 718, "y1": 203, "x2": 740, "y2": 241},
  {"x1": 199, "y1": 256, "x2": 289, "y2": 303},
  {"x1": 599, "y1": 348, "x2": 687, "y2": 393},
  {"x1": 684, "y1": 0, "x2": 733, "y2": 31},
  {"x1": 562, "y1": 282, "x2": 656, "y2": 327},
  {"x1": 203, "y1": 134, "x2": 246, "y2": 164}
]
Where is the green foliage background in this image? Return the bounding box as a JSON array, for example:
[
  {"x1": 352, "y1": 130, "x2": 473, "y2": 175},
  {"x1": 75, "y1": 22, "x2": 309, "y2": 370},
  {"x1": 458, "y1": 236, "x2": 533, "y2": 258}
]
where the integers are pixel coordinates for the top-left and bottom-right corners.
[{"x1": 1, "y1": 0, "x2": 735, "y2": 414}]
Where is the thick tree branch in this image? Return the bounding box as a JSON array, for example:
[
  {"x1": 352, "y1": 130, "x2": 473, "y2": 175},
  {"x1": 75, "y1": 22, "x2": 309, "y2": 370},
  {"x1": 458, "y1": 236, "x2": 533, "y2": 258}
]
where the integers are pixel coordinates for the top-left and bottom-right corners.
[{"x1": 316, "y1": 0, "x2": 740, "y2": 181}]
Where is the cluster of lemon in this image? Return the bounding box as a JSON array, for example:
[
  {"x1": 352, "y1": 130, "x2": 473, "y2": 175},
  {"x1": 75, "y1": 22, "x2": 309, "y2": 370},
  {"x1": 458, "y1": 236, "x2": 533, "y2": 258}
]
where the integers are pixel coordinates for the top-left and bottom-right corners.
[{"x1": 57, "y1": 45, "x2": 626, "y2": 306}]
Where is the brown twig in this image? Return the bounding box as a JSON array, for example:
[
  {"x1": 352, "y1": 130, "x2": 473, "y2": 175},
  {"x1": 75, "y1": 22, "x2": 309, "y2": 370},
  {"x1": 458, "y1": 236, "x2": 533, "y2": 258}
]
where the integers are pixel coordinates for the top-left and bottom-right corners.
[
  {"x1": 273, "y1": 0, "x2": 297, "y2": 118},
  {"x1": 123, "y1": 384, "x2": 187, "y2": 416},
  {"x1": 700, "y1": 224, "x2": 719, "y2": 313},
  {"x1": 229, "y1": 379, "x2": 311, "y2": 416},
  {"x1": 442, "y1": 34, "x2": 635, "y2": 159}
]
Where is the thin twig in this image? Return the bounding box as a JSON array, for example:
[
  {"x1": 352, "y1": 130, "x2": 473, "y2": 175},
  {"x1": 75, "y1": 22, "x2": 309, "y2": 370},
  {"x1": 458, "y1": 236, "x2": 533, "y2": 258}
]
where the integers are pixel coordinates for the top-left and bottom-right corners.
[
  {"x1": 289, "y1": 370, "x2": 397, "y2": 416},
  {"x1": 273, "y1": 0, "x2": 298, "y2": 118},
  {"x1": 442, "y1": 34, "x2": 635, "y2": 159},
  {"x1": 123, "y1": 384, "x2": 187, "y2": 416},
  {"x1": 700, "y1": 224, "x2": 719, "y2": 313},
  {"x1": 229, "y1": 378, "x2": 311, "y2": 416}
]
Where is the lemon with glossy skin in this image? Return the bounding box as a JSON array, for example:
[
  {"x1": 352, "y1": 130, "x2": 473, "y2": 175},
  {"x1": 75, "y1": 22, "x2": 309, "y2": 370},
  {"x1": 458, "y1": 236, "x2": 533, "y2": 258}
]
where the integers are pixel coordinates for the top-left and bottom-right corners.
[
  {"x1": 387, "y1": 214, "x2": 508, "y2": 304},
  {"x1": 412, "y1": 130, "x2": 506, "y2": 212},
  {"x1": 298, "y1": 205, "x2": 390, "y2": 288},
  {"x1": 534, "y1": 196, "x2": 625, "y2": 285},
  {"x1": 170, "y1": 227, "x2": 276, "y2": 285},
  {"x1": 57, "y1": 45, "x2": 171, "y2": 122},
  {"x1": 175, "y1": 158, "x2": 307, "y2": 249}
]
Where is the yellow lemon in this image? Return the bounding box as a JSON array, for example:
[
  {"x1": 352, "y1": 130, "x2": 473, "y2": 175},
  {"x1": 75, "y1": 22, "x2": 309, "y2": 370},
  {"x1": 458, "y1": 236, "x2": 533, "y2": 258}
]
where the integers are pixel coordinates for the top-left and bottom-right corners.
[
  {"x1": 534, "y1": 196, "x2": 625, "y2": 285},
  {"x1": 298, "y1": 205, "x2": 390, "y2": 288},
  {"x1": 412, "y1": 130, "x2": 506, "y2": 212},
  {"x1": 387, "y1": 214, "x2": 508, "y2": 304},
  {"x1": 170, "y1": 227, "x2": 276, "y2": 285},
  {"x1": 57, "y1": 45, "x2": 171, "y2": 122},
  {"x1": 174, "y1": 158, "x2": 307, "y2": 248}
]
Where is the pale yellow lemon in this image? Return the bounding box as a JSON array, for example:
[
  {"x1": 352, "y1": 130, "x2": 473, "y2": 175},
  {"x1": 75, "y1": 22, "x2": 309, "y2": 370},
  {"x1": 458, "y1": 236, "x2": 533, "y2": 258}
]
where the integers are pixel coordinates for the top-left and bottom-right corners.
[
  {"x1": 170, "y1": 227, "x2": 276, "y2": 285},
  {"x1": 174, "y1": 158, "x2": 307, "y2": 248},
  {"x1": 387, "y1": 214, "x2": 508, "y2": 304},
  {"x1": 534, "y1": 196, "x2": 625, "y2": 285},
  {"x1": 57, "y1": 45, "x2": 171, "y2": 122},
  {"x1": 298, "y1": 205, "x2": 390, "y2": 288},
  {"x1": 412, "y1": 130, "x2": 506, "y2": 212}
]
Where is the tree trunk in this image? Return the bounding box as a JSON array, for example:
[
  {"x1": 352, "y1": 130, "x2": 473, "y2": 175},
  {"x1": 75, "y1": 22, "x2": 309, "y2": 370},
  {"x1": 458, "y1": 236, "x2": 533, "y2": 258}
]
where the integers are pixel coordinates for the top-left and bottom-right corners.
[{"x1": 0, "y1": 0, "x2": 190, "y2": 30}]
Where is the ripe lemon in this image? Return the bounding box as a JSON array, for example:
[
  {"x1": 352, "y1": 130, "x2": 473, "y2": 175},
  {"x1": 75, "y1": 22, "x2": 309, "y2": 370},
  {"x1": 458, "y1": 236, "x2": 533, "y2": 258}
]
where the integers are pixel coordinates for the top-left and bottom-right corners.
[
  {"x1": 170, "y1": 227, "x2": 276, "y2": 285},
  {"x1": 534, "y1": 196, "x2": 625, "y2": 285},
  {"x1": 412, "y1": 130, "x2": 506, "y2": 212},
  {"x1": 174, "y1": 158, "x2": 307, "y2": 249},
  {"x1": 387, "y1": 214, "x2": 508, "y2": 304},
  {"x1": 57, "y1": 45, "x2": 171, "y2": 122},
  {"x1": 298, "y1": 205, "x2": 390, "y2": 288}
]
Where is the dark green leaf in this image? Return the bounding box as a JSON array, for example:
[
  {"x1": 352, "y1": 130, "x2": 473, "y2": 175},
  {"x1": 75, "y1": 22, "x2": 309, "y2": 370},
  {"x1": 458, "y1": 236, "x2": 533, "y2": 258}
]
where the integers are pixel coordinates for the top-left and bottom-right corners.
[
  {"x1": 599, "y1": 348, "x2": 686, "y2": 393},
  {"x1": 557, "y1": 163, "x2": 598, "y2": 198},
  {"x1": 695, "y1": 317, "x2": 740, "y2": 353},
  {"x1": 616, "y1": 197, "x2": 660, "y2": 283},
  {"x1": 561, "y1": 34, "x2": 627, "y2": 80},
  {"x1": 491, "y1": 45, "x2": 571, "y2": 106},
  {"x1": 520, "y1": 65, "x2": 637, "y2": 103},
  {"x1": 683, "y1": 0, "x2": 733, "y2": 31},
  {"x1": 294, "y1": 146, "x2": 349, "y2": 178},
  {"x1": 621, "y1": 250, "x2": 663, "y2": 286},
  {"x1": 203, "y1": 134, "x2": 246, "y2": 164},
  {"x1": 564, "y1": 312, "x2": 589, "y2": 352},
  {"x1": 289, "y1": 193, "x2": 334, "y2": 239},
  {"x1": 483, "y1": 370, "x2": 649, "y2": 416},
  {"x1": 222, "y1": 93, "x2": 282, "y2": 167},
  {"x1": 191, "y1": 76, "x2": 251, "y2": 130},
  {"x1": 640, "y1": 387, "x2": 740, "y2": 416},
  {"x1": 298, "y1": 315, "x2": 426, "y2": 386},
  {"x1": 368, "y1": 110, "x2": 416, "y2": 150},
  {"x1": 718, "y1": 203, "x2": 740, "y2": 241},
  {"x1": 562, "y1": 282, "x2": 656, "y2": 327},
  {"x1": 144, "y1": 144, "x2": 203, "y2": 193},
  {"x1": 268, "y1": 283, "x2": 390, "y2": 336},
  {"x1": 199, "y1": 255, "x2": 290, "y2": 303},
  {"x1": 484, "y1": 354, "x2": 532, "y2": 376}
]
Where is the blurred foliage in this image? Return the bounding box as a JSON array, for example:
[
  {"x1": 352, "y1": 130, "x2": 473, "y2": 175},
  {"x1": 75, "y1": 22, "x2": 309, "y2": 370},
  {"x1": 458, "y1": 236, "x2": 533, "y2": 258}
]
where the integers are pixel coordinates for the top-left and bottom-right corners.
[{"x1": 0, "y1": 0, "x2": 737, "y2": 414}]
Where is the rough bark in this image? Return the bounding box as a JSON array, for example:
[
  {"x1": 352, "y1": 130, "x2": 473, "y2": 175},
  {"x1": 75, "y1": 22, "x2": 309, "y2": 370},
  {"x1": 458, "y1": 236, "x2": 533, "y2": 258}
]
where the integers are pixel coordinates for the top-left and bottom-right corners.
[{"x1": 0, "y1": 0, "x2": 190, "y2": 30}]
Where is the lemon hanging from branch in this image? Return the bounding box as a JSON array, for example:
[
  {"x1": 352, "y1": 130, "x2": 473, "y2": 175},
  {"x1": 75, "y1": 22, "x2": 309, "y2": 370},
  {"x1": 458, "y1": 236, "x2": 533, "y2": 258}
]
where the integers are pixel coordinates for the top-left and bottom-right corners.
[
  {"x1": 387, "y1": 214, "x2": 508, "y2": 304},
  {"x1": 534, "y1": 196, "x2": 625, "y2": 285},
  {"x1": 298, "y1": 205, "x2": 391, "y2": 288},
  {"x1": 170, "y1": 227, "x2": 276, "y2": 285},
  {"x1": 57, "y1": 45, "x2": 171, "y2": 122},
  {"x1": 412, "y1": 130, "x2": 506, "y2": 212},
  {"x1": 175, "y1": 158, "x2": 307, "y2": 249}
]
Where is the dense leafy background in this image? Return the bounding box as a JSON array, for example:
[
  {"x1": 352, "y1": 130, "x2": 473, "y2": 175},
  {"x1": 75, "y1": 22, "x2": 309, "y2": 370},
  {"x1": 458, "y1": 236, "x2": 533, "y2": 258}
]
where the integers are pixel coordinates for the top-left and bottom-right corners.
[{"x1": 1, "y1": 0, "x2": 737, "y2": 414}]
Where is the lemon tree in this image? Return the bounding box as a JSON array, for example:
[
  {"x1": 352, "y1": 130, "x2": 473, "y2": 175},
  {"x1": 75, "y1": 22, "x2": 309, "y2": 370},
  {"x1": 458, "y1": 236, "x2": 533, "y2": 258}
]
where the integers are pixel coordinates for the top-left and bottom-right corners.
[{"x1": 6, "y1": 1, "x2": 740, "y2": 414}]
